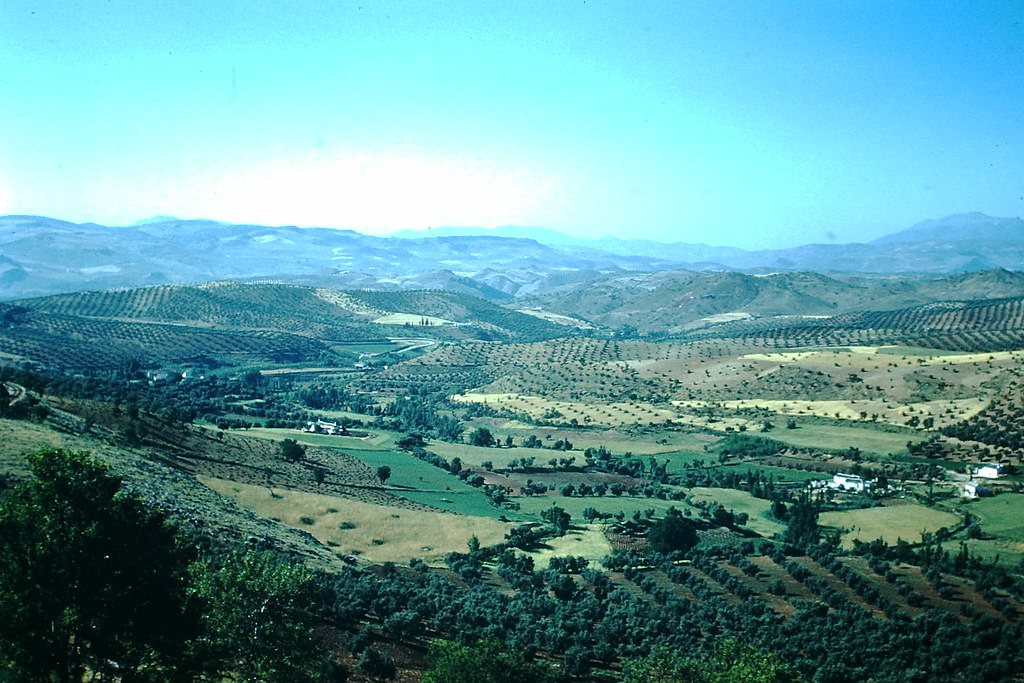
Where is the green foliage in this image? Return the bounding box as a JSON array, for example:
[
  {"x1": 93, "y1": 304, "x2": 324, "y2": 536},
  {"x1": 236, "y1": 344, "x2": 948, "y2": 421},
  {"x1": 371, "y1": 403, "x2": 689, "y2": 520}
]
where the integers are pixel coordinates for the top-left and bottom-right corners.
[
  {"x1": 423, "y1": 638, "x2": 553, "y2": 683},
  {"x1": 541, "y1": 503, "x2": 572, "y2": 535},
  {"x1": 646, "y1": 506, "x2": 699, "y2": 555},
  {"x1": 622, "y1": 638, "x2": 800, "y2": 683},
  {"x1": 783, "y1": 494, "x2": 820, "y2": 550},
  {"x1": 714, "y1": 433, "x2": 787, "y2": 458},
  {"x1": 279, "y1": 437, "x2": 306, "y2": 463},
  {"x1": 188, "y1": 550, "x2": 330, "y2": 682},
  {"x1": 469, "y1": 426, "x2": 496, "y2": 447},
  {"x1": 0, "y1": 449, "x2": 197, "y2": 682},
  {"x1": 356, "y1": 646, "x2": 395, "y2": 680},
  {"x1": 376, "y1": 465, "x2": 392, "y2": 483}
]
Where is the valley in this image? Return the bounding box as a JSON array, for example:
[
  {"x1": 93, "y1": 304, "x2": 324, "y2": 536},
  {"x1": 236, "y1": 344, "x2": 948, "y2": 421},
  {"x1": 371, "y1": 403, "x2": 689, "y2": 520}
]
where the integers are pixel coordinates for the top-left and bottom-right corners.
[{"x1": 2, "y1": 220, "x2": 1024, "y2": 680}]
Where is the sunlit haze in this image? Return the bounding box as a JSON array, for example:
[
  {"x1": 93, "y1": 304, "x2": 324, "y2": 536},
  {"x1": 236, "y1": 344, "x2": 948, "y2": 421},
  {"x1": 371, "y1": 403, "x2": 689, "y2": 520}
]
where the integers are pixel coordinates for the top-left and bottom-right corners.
[{"x1": 2, "y1": 1, "x2": 1022, "y2": 248}]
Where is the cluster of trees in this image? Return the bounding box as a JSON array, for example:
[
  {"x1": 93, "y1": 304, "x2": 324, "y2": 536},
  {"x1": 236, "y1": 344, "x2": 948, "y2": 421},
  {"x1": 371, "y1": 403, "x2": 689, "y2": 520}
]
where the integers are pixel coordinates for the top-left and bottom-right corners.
[
  {"x1": 378, "y1": 395, "x2": 463, "y2": 441},
  {"x1": 0, "y1": 449, "x2": 341, "y2": 682}
]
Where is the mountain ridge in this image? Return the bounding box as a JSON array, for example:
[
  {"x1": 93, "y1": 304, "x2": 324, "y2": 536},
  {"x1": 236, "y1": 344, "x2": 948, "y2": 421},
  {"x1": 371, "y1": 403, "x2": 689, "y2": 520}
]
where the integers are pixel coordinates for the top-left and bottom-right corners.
[{"x1": 2, "y1": 212, "x2": 1023, "y2": 301}]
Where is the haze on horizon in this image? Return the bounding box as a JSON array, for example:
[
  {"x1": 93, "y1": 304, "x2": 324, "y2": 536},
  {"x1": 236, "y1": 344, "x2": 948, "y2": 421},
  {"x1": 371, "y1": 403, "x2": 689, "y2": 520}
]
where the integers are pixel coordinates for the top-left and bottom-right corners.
[{"x1": 1, "y1": 1, "x2": 1021, "y2": 250}]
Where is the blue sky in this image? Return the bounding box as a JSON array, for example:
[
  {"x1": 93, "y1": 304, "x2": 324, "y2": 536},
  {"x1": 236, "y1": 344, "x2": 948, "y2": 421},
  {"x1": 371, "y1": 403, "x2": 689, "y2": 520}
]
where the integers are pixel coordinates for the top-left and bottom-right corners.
[{"x1": 1, "y1": 1, "x2": 1021, "y2": 248}]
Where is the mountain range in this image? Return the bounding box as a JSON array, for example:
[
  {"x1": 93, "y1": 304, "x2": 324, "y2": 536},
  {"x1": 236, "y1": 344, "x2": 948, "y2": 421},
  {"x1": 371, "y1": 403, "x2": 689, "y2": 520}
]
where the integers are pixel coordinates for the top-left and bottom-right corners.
[{"x1": 1, "y1": 212, "x2": 1022, "y2": 301}]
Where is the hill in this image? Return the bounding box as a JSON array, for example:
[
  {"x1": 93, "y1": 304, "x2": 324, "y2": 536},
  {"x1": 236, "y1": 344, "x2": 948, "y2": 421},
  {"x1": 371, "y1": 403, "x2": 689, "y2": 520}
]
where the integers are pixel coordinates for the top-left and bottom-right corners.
[
  {"x1": 0, "y1": 283, "x2": 569, "y2": 372},
  {"x1": 520, "y1": 269, "x2": 1024, "y2": 335}
]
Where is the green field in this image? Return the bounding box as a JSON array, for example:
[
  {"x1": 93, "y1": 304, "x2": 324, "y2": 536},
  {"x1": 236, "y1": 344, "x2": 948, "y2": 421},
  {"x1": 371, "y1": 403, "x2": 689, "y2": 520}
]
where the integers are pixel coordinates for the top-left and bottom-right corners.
[
  {"x1": 716, "y1": 463, "x2": 825, "y2": 483},
  {"x1": 821, "y1": 503, "x2": 959, "y2": 547},
  {"x1": 766, "y1": 423, "x2": 922, "y2": 456},
  {"x1": 245, "y1": 428, "x2": 515, "y2": 519},
  {"x1": 963, "y1": 494, "x2": 1024, "y2": 541},
  {"x1": 688, "y1": 487, "x2": 786, "y2": 538}
]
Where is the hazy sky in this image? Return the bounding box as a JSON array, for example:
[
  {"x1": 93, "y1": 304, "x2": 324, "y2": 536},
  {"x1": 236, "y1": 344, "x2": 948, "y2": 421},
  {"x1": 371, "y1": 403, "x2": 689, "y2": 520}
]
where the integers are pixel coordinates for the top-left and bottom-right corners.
[{"x1": 1, "y1": 1, "x2": 1022, "y2": 248}]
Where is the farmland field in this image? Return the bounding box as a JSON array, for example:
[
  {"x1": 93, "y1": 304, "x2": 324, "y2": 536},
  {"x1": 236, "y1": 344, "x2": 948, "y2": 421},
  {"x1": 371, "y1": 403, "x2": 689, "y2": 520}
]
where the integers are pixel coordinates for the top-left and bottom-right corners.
[
  {"x1": 199, "y1": 476, "x2": 510, "y2": 565},
  {"x1": 821, "y1": 503, "x2": 960, "y2": 547},
  {"x1": 688, "y1": 487, "x2": 787, "y2": 538},
  {"x1": 764, "y1": 422, "x2": 924, "y2": 456}
]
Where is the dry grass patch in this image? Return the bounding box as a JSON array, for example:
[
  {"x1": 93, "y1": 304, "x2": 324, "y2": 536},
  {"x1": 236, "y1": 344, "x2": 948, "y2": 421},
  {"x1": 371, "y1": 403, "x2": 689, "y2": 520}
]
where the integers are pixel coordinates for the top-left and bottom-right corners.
[
  {"x1": 372, "y1": 313, "x2": 454, "y2": 326},
  {"x1": 451, "y1": 392, "x2": 677, "y2": 427},
  {"x1": 672, "y1": 397, "x2": 986, "y2": 428},
  {"x1": 198, "y1": 476, "x2": 510, "y2": 565},
  {"x1": 528, "y1": 524, "x2": 614, "y2": 569},
  {"x1": 514, "y1": 309, "x2": 595, "y2": 329}
]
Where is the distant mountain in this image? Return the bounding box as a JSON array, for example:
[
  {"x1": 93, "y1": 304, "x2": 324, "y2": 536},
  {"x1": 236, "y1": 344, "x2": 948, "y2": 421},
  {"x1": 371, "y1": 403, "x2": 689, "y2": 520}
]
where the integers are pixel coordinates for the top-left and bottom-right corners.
[
  {"x1": 872, "y1": 212, "x2": 1024, "y2": 244},
  {"x1": 390, "y1": 225, "x2": 582, "y2": 244},
  {"x1": 2, "y1": 212, "x2": 1024, "y2": 301}
]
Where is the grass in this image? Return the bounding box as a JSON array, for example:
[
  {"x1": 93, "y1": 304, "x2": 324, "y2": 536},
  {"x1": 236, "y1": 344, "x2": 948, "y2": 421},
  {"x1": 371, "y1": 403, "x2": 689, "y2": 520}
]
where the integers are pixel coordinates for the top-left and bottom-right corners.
[
  {"x1": 330, "y1": 342, "x2": 401, "y2": 354},
  {"x1": 765, "y1": 423, "x2": 923, "y2": 456},
  {"x1": 820, "y1": 503, "x2": 960, "y2": 547},
  {"x1": 527, "y1": 524, "x2": 614, "y2": 569},
  {"x1": 962, "y1": 494, "x2": 1024, "y2": 541},
  {"x1": 199, "y1": 476, "x2": 510, "y2": 565},
  {"x1": 243, "y1": 427, "x2": 516, "y2": 518},
  {"x1": 688, "y1": 487, "x2": 786, "y2": 538}
]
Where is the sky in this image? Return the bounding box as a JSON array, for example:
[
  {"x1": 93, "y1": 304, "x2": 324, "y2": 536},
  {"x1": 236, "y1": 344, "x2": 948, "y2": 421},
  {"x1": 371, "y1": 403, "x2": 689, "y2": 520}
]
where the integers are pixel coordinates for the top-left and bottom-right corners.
[{"x1": 1, "y1": 1, "x2": 1022, "y2": 249}]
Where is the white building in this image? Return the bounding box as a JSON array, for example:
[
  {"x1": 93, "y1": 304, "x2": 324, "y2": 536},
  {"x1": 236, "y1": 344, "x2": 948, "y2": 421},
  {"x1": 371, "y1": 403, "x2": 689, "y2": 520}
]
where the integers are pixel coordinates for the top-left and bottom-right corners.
[
  {"x1": 831, "y1": 472, "x2": 870, "y2": 492},
  {"x1": 963, "y1": 481, "x2": 987, "y2": 498},
  {"x1": 303, "y1": 419, "x2": 346, "y2": 436},
  {"x1": 974, "y1": 464, "x2": 1004, "y2": 479}
]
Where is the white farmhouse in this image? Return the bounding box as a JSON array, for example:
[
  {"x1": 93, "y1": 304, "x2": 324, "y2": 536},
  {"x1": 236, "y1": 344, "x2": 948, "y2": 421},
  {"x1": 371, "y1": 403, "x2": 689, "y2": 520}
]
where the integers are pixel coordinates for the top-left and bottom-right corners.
[
  {"x1": 831, "y1": 472, "x2": 870, "y2": 492},
  {"x1": 974, "y1": 464, "x2": 1004, "y2": 479}
]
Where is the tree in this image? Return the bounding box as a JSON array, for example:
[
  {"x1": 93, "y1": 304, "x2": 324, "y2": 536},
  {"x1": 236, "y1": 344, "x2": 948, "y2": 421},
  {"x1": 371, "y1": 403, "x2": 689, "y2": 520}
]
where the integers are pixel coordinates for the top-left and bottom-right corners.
[
  {"x1": 469, "y1": 427, "x2": 496, "y2": 447},
  {"x1": 541, "y1": 504, "x2": 572, "y2": 535},
  {"x1": 646, "y1": 507, "x2": 698, "y2": 555},
  {"x1": 0, "y1": 449, "x2": 197, "y2": 682},
  {"x1": 783, "y1": 494, "x2": 820, "y2": 549},
  {"x1": 376, "y1": 465, "x2": 392, "y2": 483},
  {"x1": 279, "y1": 437, "x2": 306, "y2": 463},
  {"x1": 622, "y1": 638, "x2": 800, "y2": 682},
  {"x1": 356, "y1": 646, "x2": 396, "y2": 680},
  {"x1": 189, "y1": 550, "x2": 330, "y2": 682},
  {"x1": 423, "y1": 638, "x2": 553, "y2": 683}
]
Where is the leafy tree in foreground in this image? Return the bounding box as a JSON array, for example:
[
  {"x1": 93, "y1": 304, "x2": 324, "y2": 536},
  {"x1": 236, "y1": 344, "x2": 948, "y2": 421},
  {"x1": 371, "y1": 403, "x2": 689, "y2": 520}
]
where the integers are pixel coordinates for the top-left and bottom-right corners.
[
  {"x1": 423, "y1": 638, "x2": 553, "y2": 683},
  {"x1": 189, "y1": 550, "x2": 331, "y2": 682},
  {"x1": 622, "y1": 638, "x2": 801, "y2": 683},
  {"x1": 0, "y1": 449, "x2": 197, "y2": 682}
]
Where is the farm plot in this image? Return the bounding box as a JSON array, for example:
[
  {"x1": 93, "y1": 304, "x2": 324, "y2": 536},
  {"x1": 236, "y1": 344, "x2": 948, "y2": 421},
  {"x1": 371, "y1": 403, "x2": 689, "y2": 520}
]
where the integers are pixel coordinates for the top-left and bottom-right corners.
[
  {"x1": 763, "y1": 423, "x2": 924, "y2": 456},
  {"x1": 688, "y1": 487, "x2": 786, "y2": 539},
  {"x1": 527, "y1": 524, "x2": 614, "y2": 569},
  {"x1": 820, "y1": 503, "x2": 959, "y2": 547},
  {"x1": 372, "y1": 313, "x2": 455, "y2": 326},
  {"x1": 451, "y1": 392, "x2": 678, "y2": 427},
  {"x1": 945, "y1": 494, "x2": 1024, "y2": 567},
  {"x1": 199, "y1": 476, "x2": 510, "y2": 565},
  {"x1": 672, "y1": 398, "x2": 986, "y2": 429},
  {"x1": 244, "y1": 428, "x2": 510, "y2": 518}
]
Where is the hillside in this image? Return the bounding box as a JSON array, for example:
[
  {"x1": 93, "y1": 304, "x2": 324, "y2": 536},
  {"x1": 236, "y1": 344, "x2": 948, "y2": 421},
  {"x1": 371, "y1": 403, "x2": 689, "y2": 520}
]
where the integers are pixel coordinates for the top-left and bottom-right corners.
[
  {"x1": 521, "y1": 269, "x2": 1024, "y2": 335},
  {"x1": 0, "y1": 283, "x2": 570, "y2": 373}
]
